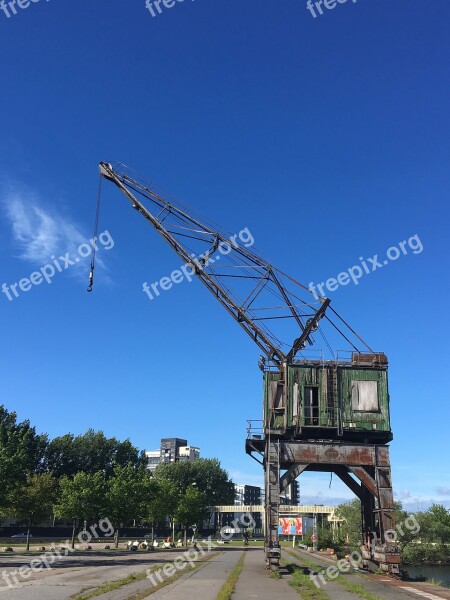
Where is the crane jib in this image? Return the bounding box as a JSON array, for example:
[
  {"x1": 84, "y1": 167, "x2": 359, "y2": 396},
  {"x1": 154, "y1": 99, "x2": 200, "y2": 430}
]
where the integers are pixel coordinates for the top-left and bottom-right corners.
[{"x1": 94, "y1": 161, "x2": 373, "y2": 364}]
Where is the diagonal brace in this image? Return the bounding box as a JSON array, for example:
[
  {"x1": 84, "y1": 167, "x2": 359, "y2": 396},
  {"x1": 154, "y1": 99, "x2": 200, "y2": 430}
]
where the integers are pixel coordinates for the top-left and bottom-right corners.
[{"x1": 279, "y1": 463, "x2": 308, "y2": 492}]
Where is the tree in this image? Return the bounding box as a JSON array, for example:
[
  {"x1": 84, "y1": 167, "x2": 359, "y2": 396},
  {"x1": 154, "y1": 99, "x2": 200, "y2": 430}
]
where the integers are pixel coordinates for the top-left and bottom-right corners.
[
  {"x1": 317, "y1": 523, "x2": 335, "y2": 550},
  {"x1": 336, "y1": 498, "x2": 362, "y2": 547},
  {"x1": 143, "y1": 478, "x2": 179, "y2": 542},
  {"x1": 416, "y1": 504, "x2": 450, "y2": 549},
  {"x1": 7, "y1": 473, "x2": 58, "y2": 550},
  {"x1": 54, "y1": 472, "x2": 107, "y2": 548},
  {"x1": 44, "y1": 430, "x2": 145, "y2": 479},
  {"x1": 106, "y1": 464, "x2": 151, "y2": 547},
  {"x1": 174, "y1": 485, "x2": 209, "y2": 546},
  {"x1": 0, "y1": 406, "x2": 48, "y2": 508},
  {"x1": 153, "y1": 458, "x2": 234, "y2": 506}
]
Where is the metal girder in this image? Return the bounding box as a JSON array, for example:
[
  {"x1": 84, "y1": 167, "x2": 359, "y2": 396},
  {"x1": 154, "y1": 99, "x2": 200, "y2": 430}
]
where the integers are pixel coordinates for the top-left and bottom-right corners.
[
  {"x1": 279, "y1": 463, "x2": 308, "y2": 492},
  {"x1": 286, "y1": 299, "x2": 331, "y2": 362},
  {"x1": 278, "y1": 441, "x2": 390, "y2": 468},
  {"x1": 349, "y1": 466, "x2": 378, "y2": 497},
  {"x1": 333, "y1": 467, "x2": 363, "y2": 499},
  {"x1": 99, "y1": 162, "x2": 287, "y2": 364},
  {"x1": 256, "y1": 439, "x2": 399, "y2": 574}
]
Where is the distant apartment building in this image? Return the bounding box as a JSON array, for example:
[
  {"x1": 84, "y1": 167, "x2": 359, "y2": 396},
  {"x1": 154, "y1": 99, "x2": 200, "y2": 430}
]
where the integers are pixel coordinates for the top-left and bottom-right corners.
[
  {"x1": 280, "y1": 481, "x2": 300, "y2": 505},
  {"x1": 216, "y1": 480, "x2": 300, "y2": 535},
  {"x1": 218, "y1": 484, "x2": 263, "y2": 532},
  {"x1": 234, "y1": 481, "x2": 299, "y2": 506},
  {"x1": 234, "y1": 484, "x2": 261, "y2": 505},
  {"x1": 145, "y1": 437, "x2": 200, "y2": 472}
]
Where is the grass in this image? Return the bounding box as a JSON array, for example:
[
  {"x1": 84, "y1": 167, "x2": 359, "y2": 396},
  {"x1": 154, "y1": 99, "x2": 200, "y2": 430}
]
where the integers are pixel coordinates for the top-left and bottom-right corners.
[
  {"x1": 215, "y1": 551, "x2": 247, "y2": 600},
  {"x1": 336, "y1": 578, "x2": 384, "y2": 600},
  {"x1": 270, "y1": 569, "x2": 282, "y2": 579},
  {"x1": 71, "y1": 551, "x2": 221, "y2": 600},
  {"x1": 128, "y1": 551, "x2": 221, "y2": 600},
  {"x1": 284, "y1": 550, "x2": 384, "y2": 600},
  {"x1": 223, "y1": 540, "x2": 264, "y2": 547},
  {"x1": 425, "y1": 578, "x2": 444, "y2": 587},
  {"x1": 281, "y1": 560, "x2": 329, "y2": 600},
  {"x1": 71, "y1": 571, "x2": 152, "y2": 600}
]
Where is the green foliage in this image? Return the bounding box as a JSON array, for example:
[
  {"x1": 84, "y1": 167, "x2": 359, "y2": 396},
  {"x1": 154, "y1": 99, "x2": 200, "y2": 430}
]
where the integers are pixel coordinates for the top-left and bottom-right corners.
[
  {"x1": 44, "y1": 430, "x2": 144, "y2": 479},
  {"x1": 153, "y1": 458, "x2": 234, "y2": 505},
  {"x1": 402, "y1": 542, "x2": 449, "y2": 564},
  {"x1": 106, "y1": 463, "x2": 151, "y2": 527},
  {"x1": 7, "y1": 473, "x2": 58, "y2": 549},
  {"x1": 54, "y1": 471, "x2": 108, "y2": 522},
  {"x1": 401, "y1": 504, "x2": 450, "y2": 564},
  {"x1": 416, "y1": 504, "x2": 450, "y2": 547},
  {"x1": 0, "y1": 405, "x2": 48, "y2": 507},
  {"x1": 1, "y1": 404, "x2": 236, "y2": 537},
  {"x1": 336, "y1": 498, "x2": 362, "y2": 546},
  {"x1": 316, "y1": 523, "x2": 336, "y2": 550},
  {"x1": 174, "y1": 485, "x2": 209, "y2": 528},
  {"x1": 8, "y1": 472, "x2": 58, "y2": 524},
  {"x1": 144, "y1": 478, "x2": 179, "y2": 525}
]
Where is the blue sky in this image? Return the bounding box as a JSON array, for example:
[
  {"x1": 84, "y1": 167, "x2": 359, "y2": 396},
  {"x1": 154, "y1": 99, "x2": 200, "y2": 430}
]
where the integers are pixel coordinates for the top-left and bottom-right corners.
[{"x1": 0, "y1": 0, "x2": 449, "y2": 510}]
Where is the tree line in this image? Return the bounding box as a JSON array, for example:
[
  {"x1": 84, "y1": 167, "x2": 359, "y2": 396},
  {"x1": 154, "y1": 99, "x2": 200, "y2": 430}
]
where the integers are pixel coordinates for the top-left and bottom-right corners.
[
  {"x1": 0, "y1": 406, "x2": 234, "y2": 549},
  {"x1": 317, "y1": 498, "x2": 450, "y2": 564}
]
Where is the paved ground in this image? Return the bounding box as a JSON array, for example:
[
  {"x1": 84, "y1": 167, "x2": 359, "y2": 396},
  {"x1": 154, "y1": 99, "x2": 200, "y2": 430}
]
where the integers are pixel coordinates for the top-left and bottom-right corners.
[
  {"x1": 147, "y1": 548, "x2": 240, "y2": 600},
  {"x1": 233, "y1": 547, "x2": 299, "y2": 599},
  {"x1": 0, "y1": 545, "x2": 448, "y2": 600},
  {"x1": 0, "y1": 549, "x2": 173, "y2": 599},
  {"x1": 287, "y1": 548, "x2": 450, "y2": 600}
]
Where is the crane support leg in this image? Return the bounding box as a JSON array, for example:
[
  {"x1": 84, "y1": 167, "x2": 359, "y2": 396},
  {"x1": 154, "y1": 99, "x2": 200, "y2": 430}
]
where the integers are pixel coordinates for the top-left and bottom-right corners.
[
  {"x1": 249, "y1": 439, "x2": 401, "y2": 574},
  {"x1": 264, "y1": 441, "x2": 281, "y2": 570}
]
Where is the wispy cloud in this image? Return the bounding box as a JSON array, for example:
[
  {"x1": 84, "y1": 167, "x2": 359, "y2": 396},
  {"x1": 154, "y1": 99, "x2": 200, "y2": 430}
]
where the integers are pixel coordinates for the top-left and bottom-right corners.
[
  {"x1": 3, "y1": 184, "x2": 87, "y2": 263},
  {"x1": 394, "y1": 488, "x2": 450, "y2": 511}
]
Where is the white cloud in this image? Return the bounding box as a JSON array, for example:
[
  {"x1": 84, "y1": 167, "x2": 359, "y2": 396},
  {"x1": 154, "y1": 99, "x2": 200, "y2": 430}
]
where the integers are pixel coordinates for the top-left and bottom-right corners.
[
  {"x1": 1, "y1": 183, "x2": 111, "y2": 285},
  {"x1": 3, "y1": 185, "x2": 87, "y2": 263}
]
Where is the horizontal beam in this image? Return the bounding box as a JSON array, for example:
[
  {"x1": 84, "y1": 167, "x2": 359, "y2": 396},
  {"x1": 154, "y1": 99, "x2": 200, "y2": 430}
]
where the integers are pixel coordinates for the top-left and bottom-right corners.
[
  {"x1": 277, "y1": 442, "x2": 390, "y2": 467},
  {"x1": 213, "y1": 505, "x2": 341, "y2": 516}
]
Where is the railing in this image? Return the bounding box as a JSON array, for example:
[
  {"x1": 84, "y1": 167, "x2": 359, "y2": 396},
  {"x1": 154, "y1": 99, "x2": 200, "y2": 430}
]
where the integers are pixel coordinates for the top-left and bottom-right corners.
[{"x1": 246, "y1": 420, "x2": 265, "y2": 439}]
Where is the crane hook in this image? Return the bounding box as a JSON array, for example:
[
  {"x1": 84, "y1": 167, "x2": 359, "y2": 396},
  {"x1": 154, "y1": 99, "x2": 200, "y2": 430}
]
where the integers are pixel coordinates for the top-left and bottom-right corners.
[
  {"x1": 87, "y1": 265, "x2": 94, "y2": 293},
  {"x1": 87, "y1": 173, "x2": 103, "y2": 293}
]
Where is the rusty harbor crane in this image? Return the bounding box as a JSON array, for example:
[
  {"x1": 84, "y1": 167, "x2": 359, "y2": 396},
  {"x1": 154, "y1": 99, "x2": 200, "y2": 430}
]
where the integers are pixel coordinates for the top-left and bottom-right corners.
[{"x1": 91, "y1": 161, "x2": 400, "y2": 574}]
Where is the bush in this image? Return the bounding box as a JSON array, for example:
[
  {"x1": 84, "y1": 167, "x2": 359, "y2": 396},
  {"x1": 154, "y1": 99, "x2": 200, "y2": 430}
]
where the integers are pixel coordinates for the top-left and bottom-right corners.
[{"x1": 401, "y1": 544, "x2": 449, "y2": 564}]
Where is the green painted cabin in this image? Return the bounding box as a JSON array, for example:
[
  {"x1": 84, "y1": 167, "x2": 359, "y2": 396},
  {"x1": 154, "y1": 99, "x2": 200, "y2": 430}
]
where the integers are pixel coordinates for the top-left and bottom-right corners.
[{"x1": 263, "y1": 353, "x2": 392, "y2": 443}]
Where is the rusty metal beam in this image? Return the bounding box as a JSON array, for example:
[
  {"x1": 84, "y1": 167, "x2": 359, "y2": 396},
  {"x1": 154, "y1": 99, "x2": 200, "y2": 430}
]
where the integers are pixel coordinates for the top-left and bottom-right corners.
[
  {"x1": 280, "y1": 463, "x2": 308, "y2": 492},
  {"x1": 349, "y1": 466, "x2": 378, "y2": 496},
  {"x1": 333, "y1": 467, "x2": 363, "y2": 499},
  {"x1": 278, "y1": 442, "x2": 384, "y2": 467}
]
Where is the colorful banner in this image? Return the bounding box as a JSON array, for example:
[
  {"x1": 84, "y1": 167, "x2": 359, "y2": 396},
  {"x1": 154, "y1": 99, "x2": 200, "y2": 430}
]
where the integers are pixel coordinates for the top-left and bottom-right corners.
[{"x1": 278, "y1": 517, "x2": 303, "y2": 535}]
